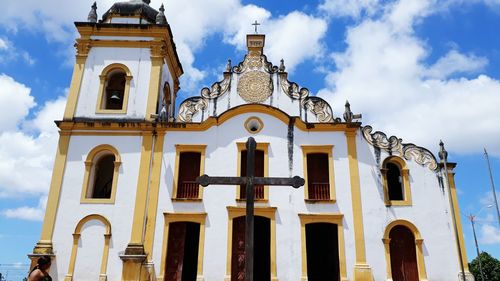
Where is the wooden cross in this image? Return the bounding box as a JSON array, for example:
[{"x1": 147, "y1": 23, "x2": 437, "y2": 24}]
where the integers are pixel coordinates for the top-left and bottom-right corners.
[
  {"x1": 252, "y1": 20, "x2": 261, "y2": 34},
  {"x1": 197, "y1": 137, "x2": 304, "y2": 281}
]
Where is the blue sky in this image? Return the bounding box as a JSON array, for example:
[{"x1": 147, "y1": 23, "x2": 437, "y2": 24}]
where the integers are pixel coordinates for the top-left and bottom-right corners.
[{"x1": 1, "y1": 0, "x2": 500, "y2": 279}]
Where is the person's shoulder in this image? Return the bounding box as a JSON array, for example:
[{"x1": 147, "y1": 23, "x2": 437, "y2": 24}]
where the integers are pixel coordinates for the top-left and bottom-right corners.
[{"x1": 28, "y1": 269, "x2": 44, "y2": 281}]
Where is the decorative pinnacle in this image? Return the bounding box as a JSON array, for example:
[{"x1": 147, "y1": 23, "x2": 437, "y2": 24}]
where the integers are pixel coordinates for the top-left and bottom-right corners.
[
  {"x1": 87, "y1": 2, "x2": 98, "y2": 23},
  {"x1": 225, "y1": 59, "x2": 232, "y2": 72},
  {"x1": 156, "y1": 4, "x2": 167, "y2": 25},
  {"x1": 279, "y1": 59, "x2": 286, "y2": 72},
  {"x1": 143, "y1": 0, "x2": 151, "y2": 4},
  {"x1": 252, "y1": 20, "x2": 261, "y2": 34},
  {"x1": 439, "y1": 140, "x2": 448, "y2": 162},
  {"x1": 343, "y1": 100, "x2": 362, "y2": 123}
]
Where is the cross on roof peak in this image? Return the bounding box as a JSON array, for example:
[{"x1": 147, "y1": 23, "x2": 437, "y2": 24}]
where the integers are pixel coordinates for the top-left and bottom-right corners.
[{"x1": 252, "y1": 20, "x2": 261, "y2": 34}]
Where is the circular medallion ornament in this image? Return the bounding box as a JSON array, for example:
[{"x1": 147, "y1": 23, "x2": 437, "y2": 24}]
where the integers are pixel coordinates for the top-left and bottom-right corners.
[{"x1": 237, "y1": 71, "x2": 272, "y2": 103}]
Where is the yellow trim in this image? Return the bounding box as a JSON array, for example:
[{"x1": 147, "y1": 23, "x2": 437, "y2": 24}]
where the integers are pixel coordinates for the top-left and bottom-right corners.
[
  {"x1": 69, "y1": 131, "x2": 143, "y2": 136},
  {"x1": 298, "y1": 214, "x2": 348, "y2": 281},
  {"x1": 144, "y1": 132, "x2": 166, "y2": 260},
  {"x1": 145, "y1": 57, "x2": 163, "y2": 121},
  {"x1": 381, "y1": 156, "x2": 412, "y2": 206},
  {"x1": 244, "y1": 116, "x2": 264, "y2": 134},
  {"x1": 95, "y1": 63, "x2": 132, "y2": 114},
  {"x1": 172, "y1": 145, "x2": 207, "y2": 200},
  {"x1": 76, "y1": 25, "x2": 183, "y2": 79},
  {"x1": 34, "y1": 133, "x2": 71, "y2": 254},
  {"x1": 301, "y1": 145, "x2": 336, "y2": 202},
  {"x1": 225, "y1": 206, "x2": 278, "y2": 281},
  {"x1": 63, "y1": 56, "x2": 88, "y2": 120},
  {"x1": 236, "y1": 142, "x2": 269, "y2": 201},
  {"x1": 447, "y1": 169, "x2": 470, "y2": 271},
  {"x1": 80, "y1": 144, "x2": 122, "y2": 204},
  {"x1": 65, "y1": 214, "x2": 112, "y2": 281},
  {"x1": 345, "y1": 130, "x2": 373, "y2": 280},
  {"x1": 383, "y1": 220, "x2": 427, "y2": 280},
  {"x1": 128, "y1": 133, "x2": 154, "y2": 245},
  {"x1": 158, "y1": 213, "x2": 207, "y2": 281}
]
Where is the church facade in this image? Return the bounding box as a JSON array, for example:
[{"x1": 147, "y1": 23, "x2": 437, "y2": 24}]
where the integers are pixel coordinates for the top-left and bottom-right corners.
[{"x1": 30, "y1": 1, "x2": 473, "y2": 281}]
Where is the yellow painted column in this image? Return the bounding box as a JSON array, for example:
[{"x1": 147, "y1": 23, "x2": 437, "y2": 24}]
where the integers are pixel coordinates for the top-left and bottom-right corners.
[
  {"x1": 447, "y1": 168, "x2": 471, "y2": 272},
  {"x1": 144, "y1": 132, "x2": 166, "y2": 260},
  {"x1": 63, "y1": 51, "x2": 89, "y2": 120},
  {"x1": 32, "y1": 132, "x2": 71, "y2": 255},
  {"x1": 345, "y1": 130, "x2": 373, "y2": 281},
  {"x1": 145, "y1": 52, "x2": 164, "y2": 122},
  {"x1": 122, "y1": 132, "x2": 154, "y2": 281}
]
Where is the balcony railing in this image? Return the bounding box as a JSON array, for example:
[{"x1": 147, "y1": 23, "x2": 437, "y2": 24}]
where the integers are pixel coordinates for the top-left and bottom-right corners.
[
  {"x1": 308, "y1": 182, "x2": 330, "y2": 200},
  {"x1": 239, "y1": 184, "x2": 265, "y2": 200},
  {"x1": 177, "y1": 181, "x2": 199, "y2": 199}
]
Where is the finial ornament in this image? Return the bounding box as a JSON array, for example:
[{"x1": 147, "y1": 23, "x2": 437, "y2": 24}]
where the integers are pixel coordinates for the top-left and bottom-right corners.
[
  {"x1": 279, "y1": 59, "x2": 286, "y2": 72},
  {"x1": 88, "y1": 2, "x2": 98, "y2": 23},
  {"x1": 143, "y1": 0, "x2": 151, "y2": 4},
  {"x1": 156, "y1": 4, "x2": 167, "y2": 24},
  {"x1": 225, "y1": 59, "x2": 232, "y2": 72},
  {"x1": 343, "y1": 100, "x2": 362, "y2": 123},
  {"x1": 252, "y1": 20, "x2": 261, "y2": 34},
  {"x1": 439, "y1": 140, "x2": 448, "y2": 162}
]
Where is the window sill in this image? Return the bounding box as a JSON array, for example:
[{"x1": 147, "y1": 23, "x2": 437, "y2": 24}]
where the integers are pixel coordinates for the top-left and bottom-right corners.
[
  {"x1": 385, "y1": 200, "x2": 412, "y2": 207},
  {"x1": 236, "y1": 199, "x2": 269, "y2": 203},
  {"x1": 305, "y1": 199, "x2": 336, "y2": 204},
  {"x1": 95, "y1": 109, "x2": 127, "y2": 114},
  {"x1": 80, "y1": 199, "x2": 115, "y2": 204},
  {"x1": 172, "y1": 198, "x2": 203, "y2": 202}
]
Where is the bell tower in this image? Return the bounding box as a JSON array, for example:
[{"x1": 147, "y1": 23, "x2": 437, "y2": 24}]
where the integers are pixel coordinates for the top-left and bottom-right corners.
[{"x1": 30, "y1": 1, "x2": 183, "y2": 280}]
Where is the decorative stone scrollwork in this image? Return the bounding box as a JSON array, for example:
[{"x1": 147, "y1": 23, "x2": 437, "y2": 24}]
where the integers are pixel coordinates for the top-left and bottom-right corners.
[
  {"x1": 150, "y1": 42, "x2": 167, "y2": 58},
  {"x1": 201, "y1": 74, "x2": 231, "y2": 99},
  {"x1": 233, "y1": 53, "x2": 278, "y2": 74},
  {"x1": 178, "y1": 97, "x2": 208, "y2": 122},
  {"x1": 279, "y1": 74, "x2": 309, "y2": 100},
  {"x1": 362, "y1": 126, "x2": 438, "y2": 171},
  {"x1": 237, "y1": 71, "x2": 273, "y2": 103},
  {"x1": 302, "y1": 96, "x2": 335, "y2": 123}
]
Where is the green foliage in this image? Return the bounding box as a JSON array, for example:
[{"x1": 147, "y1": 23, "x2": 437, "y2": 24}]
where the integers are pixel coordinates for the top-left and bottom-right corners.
[{"x1": 469, "y1": 252, "x2": 500, "y2": 281}]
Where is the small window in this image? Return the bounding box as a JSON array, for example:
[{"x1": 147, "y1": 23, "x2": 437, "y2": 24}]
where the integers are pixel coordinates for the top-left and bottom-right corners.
[
  {"x1": 382, "y1": 157, "x2": 412, "y2": 206},
  {"x1": 302, "y1": 145, "x2": 335, "y2": 202},
  {"x1": 177, "y1": 152, "x2": 201, "y2": 199},
  {"x1": 240, "y1": 149, "x2": 265, "y2": 200},
  {"x1": 387, "y1": 163, "x2": 404, "y2": 201},
  {"x1": 81, "y1": 145, "x2": 121, "y2": 204},
  {"x1": 96, "y1": 63, "x2": 132, "y2": 114},
  {"x1": 91, "y1": 154, "x2": 115, "y2": 198},
  {"x1": 173, "y1": 145, "x2": 206, "y2": 200},
  {"x1": 103, "y1": 71, "x2": 126, "y2": 110},
  {"x1": 307, "y1": 153, "x2": 330, "y2": 200}
]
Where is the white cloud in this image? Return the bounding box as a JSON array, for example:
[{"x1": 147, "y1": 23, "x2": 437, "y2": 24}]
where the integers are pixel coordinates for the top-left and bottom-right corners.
[
  {"x1": 0, "y1": 38, "x2": 9, "y2": 50},
  {"x1": 318, "y1": 0, "x2": 500, "y2": 156},
  {"x1": 0, "y1": 74, "x2": 36, "y2": 131},
  {"x1": 480, "y1": 223, "x2": 500, "y2": 244},
  {"x1": 0, "y1": 74, "x2": 65, "y2": 198},
  {"x1": 426, "y1": 50, "x2": 488, "y2": 79},
  {"x1": 2, "y1": 196, "x2": 47, "y2": 221},
  {"x1": 319, "y1": 0, "x2": 380, "y2": 18}
]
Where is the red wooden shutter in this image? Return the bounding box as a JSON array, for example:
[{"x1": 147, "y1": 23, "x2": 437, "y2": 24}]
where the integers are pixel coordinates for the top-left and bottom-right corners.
[
  {"x1": 231, "y1": 217, "x2": 246, "y2": 281},
  {"x1": 389, "y1": 226, "x2": 419, "y2": 281},
  {"x1": 177, "y1": 152, "x2": 201, "y2": 198},
  {"x1": 307, "y1": 153, "x2": 330, "y2": 200},
  {"x1": 165, "y1": 223, "x2": 187, "y2": 281},
  {"x1": 240, "y1": 150, "x2": 264, "y2": 199}
]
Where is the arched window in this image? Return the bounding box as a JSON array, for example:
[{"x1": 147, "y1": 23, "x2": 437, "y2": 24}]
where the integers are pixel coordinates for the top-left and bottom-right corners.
[
  {"x1": 81, "y1": 145, "x2": 122, "y2": 203},
  {"x1": 96, "y1": 63, "x2": 132, "y2": 113},
  {"x1": 382, "y1": 156, "x2": 411, "y2": 206}
]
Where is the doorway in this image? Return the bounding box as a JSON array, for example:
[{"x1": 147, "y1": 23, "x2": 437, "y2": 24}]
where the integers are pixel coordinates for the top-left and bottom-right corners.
[
  {"x1": 164, "y1": 222, "x2": 200, "y2": 281},
  {"x1": 389, "y1": 225, "x2": 419, "y2": 281},
  {"x1": 305, "y1": 223, "x2": 340, "y2": 281}
]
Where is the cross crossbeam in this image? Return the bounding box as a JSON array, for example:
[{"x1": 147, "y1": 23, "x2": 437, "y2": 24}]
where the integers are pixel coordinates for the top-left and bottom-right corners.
[{"x1": 195, "y1": 137, "x2": 304, "y2": 281}]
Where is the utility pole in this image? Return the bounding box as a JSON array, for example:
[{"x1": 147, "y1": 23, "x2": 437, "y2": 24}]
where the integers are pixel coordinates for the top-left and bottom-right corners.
[
  {"x1": 484, "y1": 148, "x2": 500, "y2": 227},
  {"x1": 469, "y1": 214, "x2": 485, "y2": 281}
]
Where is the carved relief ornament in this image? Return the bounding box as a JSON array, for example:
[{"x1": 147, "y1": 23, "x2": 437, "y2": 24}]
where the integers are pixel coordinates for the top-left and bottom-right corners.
[
  {"x1": 361, "y1": 125, "x2": 438, "y2": 171},
  {"x1": 178, "y1": 97, "x2": 208, "y2": 122}
]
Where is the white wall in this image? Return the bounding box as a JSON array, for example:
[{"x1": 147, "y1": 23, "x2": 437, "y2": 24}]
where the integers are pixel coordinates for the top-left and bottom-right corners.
[
  {"x1": 75, "y1": 47, "x2": 152, "y2": 120},
  {"x1": 51, "y1": 135, "x2": 143, "y2": 281}
]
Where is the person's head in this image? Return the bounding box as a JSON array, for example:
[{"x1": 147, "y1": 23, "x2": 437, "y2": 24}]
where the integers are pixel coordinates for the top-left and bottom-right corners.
[{"x1": 37, "y1": 256, "x2": 51, "y2": 270}]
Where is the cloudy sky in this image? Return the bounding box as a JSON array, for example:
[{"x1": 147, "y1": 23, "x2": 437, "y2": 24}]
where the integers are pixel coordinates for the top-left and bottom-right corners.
[{"x1": 1, "y1": 0, "x2": 500, "y2": 278}]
